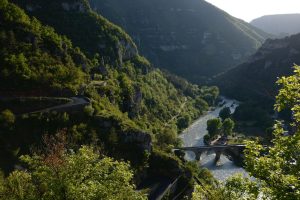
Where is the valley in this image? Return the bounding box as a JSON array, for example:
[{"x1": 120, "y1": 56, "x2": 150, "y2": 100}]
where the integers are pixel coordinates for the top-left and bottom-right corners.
[{"x1": 0, "y1": 0, "x2": 299, "y2": 199}]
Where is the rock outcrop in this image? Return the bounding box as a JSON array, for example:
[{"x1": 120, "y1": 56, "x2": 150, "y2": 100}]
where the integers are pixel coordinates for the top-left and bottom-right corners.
[
  {"x1": 117, "y1": 39, "x2": 138, "y2": 61},
  {"x1": 94, "y1": 115, "x2": 152, "y2": 152},
  {"x1": 61, "y1": 1, "x2": 88, "y2": 13},
  {"x1": 119, "y1": 131, "x2": 152, "y2": 152}
]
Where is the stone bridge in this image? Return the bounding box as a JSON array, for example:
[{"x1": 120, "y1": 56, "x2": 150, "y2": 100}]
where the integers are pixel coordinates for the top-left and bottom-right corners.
[{"x1": 174, "y1": 144, "x2": 246, "y2": 166}]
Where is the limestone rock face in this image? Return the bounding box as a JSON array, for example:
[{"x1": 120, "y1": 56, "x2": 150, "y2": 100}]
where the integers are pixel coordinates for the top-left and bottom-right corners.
[
  {"x1": 118, "y1": 39, "x2": 138, "y2": 61},
  {"x1": 263, "y1": 39, "x2": 289, "y2": 50},
  {"x1": 61, "y1": 1, "x2": 88, "y2": 13},
  {"x1": 25, "y1": 4, "x2": 41, "y2": 11},
  {"x1": 248, "y1": 38, "x2": 290, "y2": 63},
  {"x1": 118, "y1": 131, "x2": 152, "y2": 152},
  {"x1": 95, "y1": 116, "x2": 152, "y2": 152},
  {"x1": 24, "y1": 0, "x2": 89, "y2": 13}
]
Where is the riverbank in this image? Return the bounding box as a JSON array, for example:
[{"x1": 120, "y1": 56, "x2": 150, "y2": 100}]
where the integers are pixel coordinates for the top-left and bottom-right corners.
[{"x1": 179, "y1": 97, "x2": 248, "y2": 181}]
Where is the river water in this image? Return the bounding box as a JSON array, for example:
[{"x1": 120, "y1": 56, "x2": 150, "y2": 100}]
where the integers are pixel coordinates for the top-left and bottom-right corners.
[{"x1": 179, "y1": 97, "x2": 248, "y2": 181}]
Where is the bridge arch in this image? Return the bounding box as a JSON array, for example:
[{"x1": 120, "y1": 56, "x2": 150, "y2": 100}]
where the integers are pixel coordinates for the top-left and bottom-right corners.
[{"x1": 174, "y1": 145, "x2": 246, "y2": 166}]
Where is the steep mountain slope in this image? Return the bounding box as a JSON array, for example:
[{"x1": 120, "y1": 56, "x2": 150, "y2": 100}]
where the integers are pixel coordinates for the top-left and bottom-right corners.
[
  {"x1": 12, "y1": 0, "x2": 137, "y2": 63},
  {"x1": 1, "y1": 1, "x2": 218, "y2": 196},
  {"x1": 0, "y1": 1, "x2": 90, "y2": 93},
  {"x1": 88, "y1": 0, "x2": 270, "y2": 82},
  {"x1": 251, "y1": 14, "x2": 300, "y2": 37},
  {"x1": 10, "y1": 0, "x2": 217, "y2": 130},
  {"x1": 215, "y1": 34, "x2": 300, "y2": 103}
]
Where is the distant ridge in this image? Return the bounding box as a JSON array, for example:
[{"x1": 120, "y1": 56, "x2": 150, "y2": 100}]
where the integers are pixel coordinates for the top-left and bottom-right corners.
[{"x1": 251, "y1": 14, "x2": 300, "y2": 37}]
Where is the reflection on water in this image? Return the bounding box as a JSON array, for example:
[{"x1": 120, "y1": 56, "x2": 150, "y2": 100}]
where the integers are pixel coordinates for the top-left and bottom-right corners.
[{"x1": 179, "y1": 97, "x2": 248, "y2": 181}]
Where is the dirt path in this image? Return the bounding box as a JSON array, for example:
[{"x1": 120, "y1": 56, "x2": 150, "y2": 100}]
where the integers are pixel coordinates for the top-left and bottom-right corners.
[{"x1": 164, "y1": 97, "x2": 187, "y2": 127}]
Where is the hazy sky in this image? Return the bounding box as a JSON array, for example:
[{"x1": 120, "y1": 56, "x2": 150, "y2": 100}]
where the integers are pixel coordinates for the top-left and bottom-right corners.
[{"x1": 205, "y1": 0, "x2": 300, "y2": 22}]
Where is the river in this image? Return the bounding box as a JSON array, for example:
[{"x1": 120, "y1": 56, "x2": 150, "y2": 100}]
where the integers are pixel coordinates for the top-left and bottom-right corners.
[{"x1": 179, "y1": 97, "x2": 248, "y2": 181}]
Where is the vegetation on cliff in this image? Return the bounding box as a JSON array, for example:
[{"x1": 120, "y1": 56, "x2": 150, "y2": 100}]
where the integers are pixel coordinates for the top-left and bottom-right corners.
[{"x1": 0, "y1": 0, "x2": 219, "y2": 198}]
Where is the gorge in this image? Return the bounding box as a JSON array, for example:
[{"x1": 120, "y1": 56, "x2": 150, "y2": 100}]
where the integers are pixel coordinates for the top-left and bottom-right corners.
[{"x1": 0, "y1": 0, "x2": 299, "y2": 199}]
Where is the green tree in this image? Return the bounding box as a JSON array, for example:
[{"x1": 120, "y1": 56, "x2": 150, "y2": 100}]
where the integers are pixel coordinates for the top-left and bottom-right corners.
[
  {"x1": 177, "y1": 114, "x2": 191, "y2": 130},
  {"x1": 156, "y1": 128, "x2": 178, "y2": 147},
  {"x1": 203, "y1": 86, "x2": 219, "y2": 106},
  {"x1": 244, "y1": 65, "x2": 300, "y2": 199},
  {"x1": 83, "y1": 105, "x2": 94, "y2": 117},
  {"x1": 219, "y1": 107, "x2": 231, "y2": 121},
  {"x1": 222, "y1": 175, "x2": 259, "y2": 200},
  {"x1": 206, "y1": 118, "x2": 222, "y2": 138},
  {"x1": 0, "y1": 109, "x2": 15, "y2": 128},
  {"x1": 0, "y1": 146, "x2": 146, "y2": 200},
  {"x1": 195, "y1": 97, "x2": 209, "y2": 111},
  {"x1": 222, "y1": 118, "x2": 235, "y2": 136},
  {"x1": 203, "y1": 134, "x2": 211, "y2": 144},
  {"x1": 192, "y1": 174, "x2": 259, "y2": 200}
]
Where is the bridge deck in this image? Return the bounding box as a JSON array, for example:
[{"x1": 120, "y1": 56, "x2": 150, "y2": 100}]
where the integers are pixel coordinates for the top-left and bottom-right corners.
[{"x1": 175, "y1": 144, "x2": 246, "y2": 151}]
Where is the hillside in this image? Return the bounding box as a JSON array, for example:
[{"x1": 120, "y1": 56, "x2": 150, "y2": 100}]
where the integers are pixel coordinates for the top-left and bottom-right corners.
[
  {"x1": 0, "y1": 0, "x2": 219, "y2": 198},
  {"x1": 0, "y1": 1, "x2": 90, "y2": 93},
  {"x1": 12, "y1": 0, "x2": 138, "y2": 62},
  {"x1": 251, "y1": 14, "x2": 300, "y2": 37},
  {"x1": 215, "y1": 34, "x2": 300, "y2": 103},
  {"x1": 9, "y1": 0, "x2": 218, "y2": 131},
  {"x1": 88, "y1": 0, "x2": 270, "y2": 82}
]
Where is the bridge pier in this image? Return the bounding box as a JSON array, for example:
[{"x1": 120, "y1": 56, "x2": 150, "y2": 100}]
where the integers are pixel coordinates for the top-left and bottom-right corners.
[
  {"x1": 195, "y1": 151, "x2": 202, "y2": 161},
  {"x1": 174, "y1": 144, "x2": 246, "y2": 166},
  {"x1": 225, "y1": 147, "x2": 245, "y2": 166},
  {"x1": 214, "y1": 150, "x2": 222, "y2": 163}
]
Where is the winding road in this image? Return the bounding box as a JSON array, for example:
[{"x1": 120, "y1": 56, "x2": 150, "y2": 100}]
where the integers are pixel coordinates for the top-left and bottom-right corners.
[
  {"x1": 30, "y1": 97, "x2": 90, "y2": 113},
  {"x1": 0, "y1": 96, "x2": 90, "y2": 114}
]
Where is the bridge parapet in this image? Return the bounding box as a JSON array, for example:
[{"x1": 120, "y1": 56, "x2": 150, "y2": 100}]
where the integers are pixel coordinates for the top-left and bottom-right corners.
[{"x1": 174, "y1": 144, "x2": 246, "y2": 165}]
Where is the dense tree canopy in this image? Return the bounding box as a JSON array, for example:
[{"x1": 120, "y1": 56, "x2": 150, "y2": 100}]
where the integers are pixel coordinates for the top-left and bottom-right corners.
[
  {"x1": 193, "y1": 65, "x2": 300, "y2": 199},
  {"x1": 0, "y1": 0, "x2": 88, "y2": 92},
  {"x1": 207, "y1": 118, "x2": 222, "y2": 138},
  {"x1": 192, "y1": 175, "x2": 259, "y2": 200},
  {"x1": 244, "y1": 65, "x2": 300, "y2": 199},
  {"x1": 0, "y1": 146, "x2": 146, "y2": 200},
  {"x1": 222, "y1": 118, "x2": 235, "y2": 136},
  {"x1": 0, "y1": 0, "x2": 221, "y2": 199}
]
